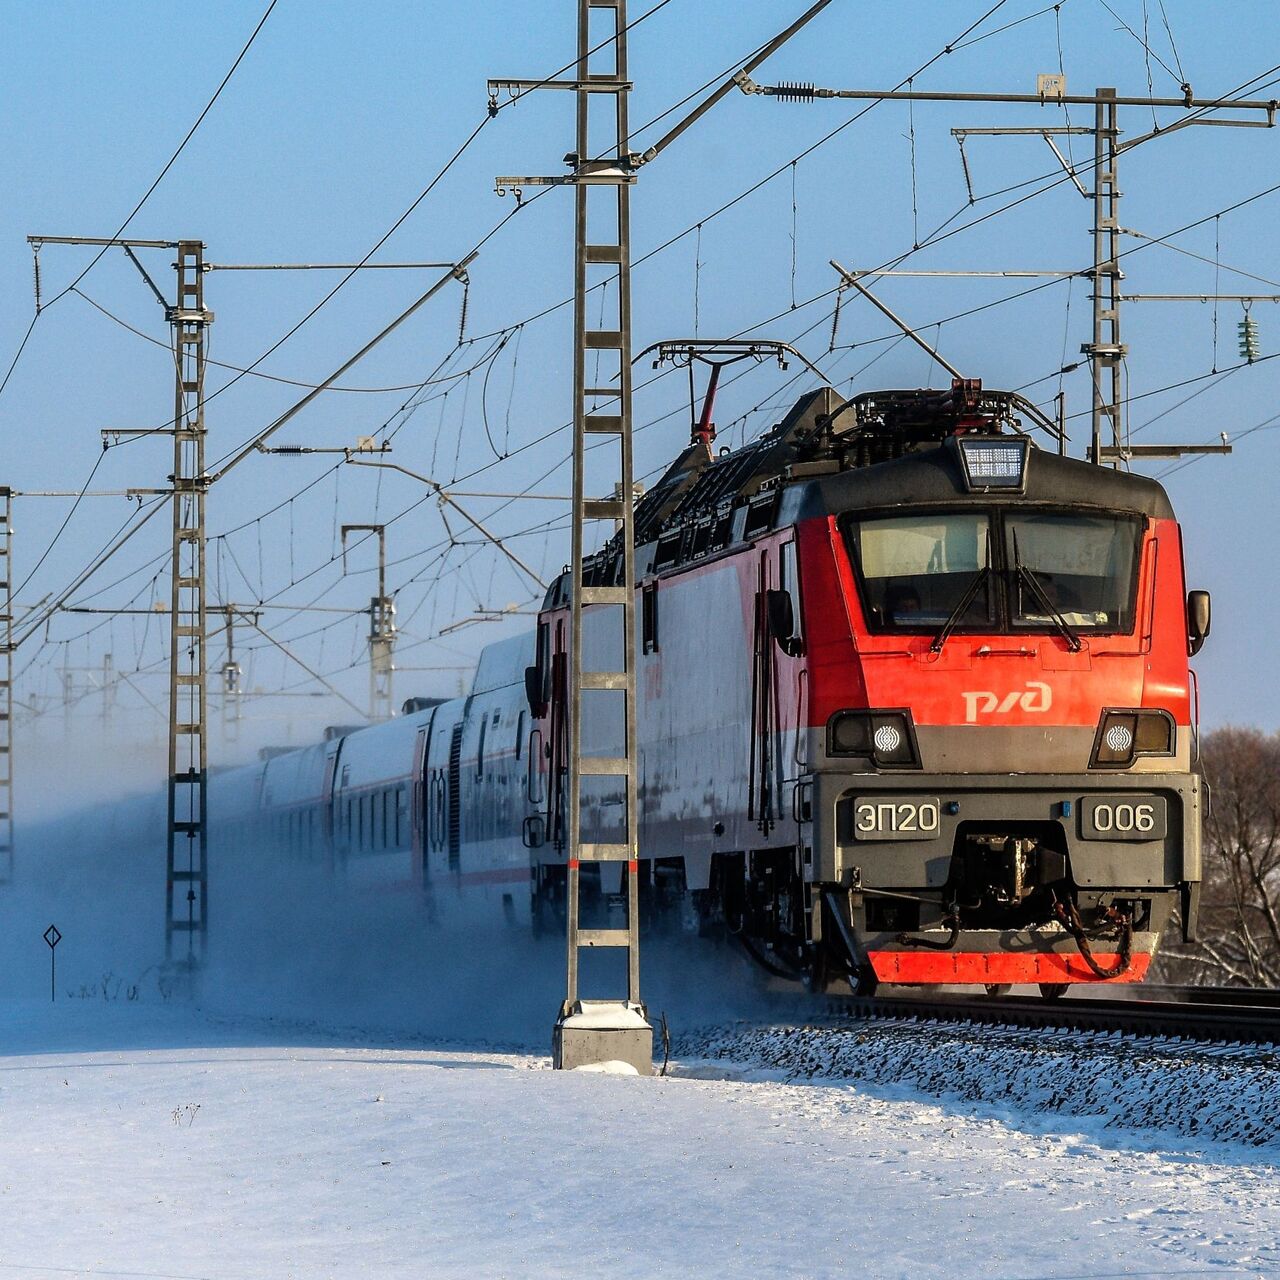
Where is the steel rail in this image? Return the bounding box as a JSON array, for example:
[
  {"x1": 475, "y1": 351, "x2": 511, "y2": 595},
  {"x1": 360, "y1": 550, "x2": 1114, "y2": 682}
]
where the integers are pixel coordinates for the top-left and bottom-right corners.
[
  {"x1": 1127, "y1": 983, "x2": 1280, "y2": 1008},
  {"x1": 825, "y1": 987, "x2": 1280, "y2": 1045}
]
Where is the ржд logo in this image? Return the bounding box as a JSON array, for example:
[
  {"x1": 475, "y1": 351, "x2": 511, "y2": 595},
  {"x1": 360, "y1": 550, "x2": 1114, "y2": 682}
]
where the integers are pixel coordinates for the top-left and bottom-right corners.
[{"x1": 962, "y1": 681, "x2": 1052, "y2": 723}]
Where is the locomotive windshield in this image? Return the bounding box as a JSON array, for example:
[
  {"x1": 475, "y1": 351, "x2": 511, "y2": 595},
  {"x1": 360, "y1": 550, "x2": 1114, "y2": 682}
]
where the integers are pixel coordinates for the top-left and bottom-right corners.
[
  {"x1": 847, "y1": 508, "x2": 1142, "y2": 636},
  {"x1": 853, "y1": 513, "x2": 994, "y2": 630}
]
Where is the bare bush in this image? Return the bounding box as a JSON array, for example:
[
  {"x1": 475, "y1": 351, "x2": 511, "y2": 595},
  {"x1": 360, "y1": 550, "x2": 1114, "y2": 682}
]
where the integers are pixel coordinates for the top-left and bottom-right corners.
[{"x1": 1158, "y1": 727, "x2": 1280, "y2": 987}]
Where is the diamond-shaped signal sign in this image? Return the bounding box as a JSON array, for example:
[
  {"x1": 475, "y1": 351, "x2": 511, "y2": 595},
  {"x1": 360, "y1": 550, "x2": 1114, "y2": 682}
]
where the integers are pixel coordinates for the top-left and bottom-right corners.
[{"x1": 43, "y1": 925, "x2": 61, "y2": 949}]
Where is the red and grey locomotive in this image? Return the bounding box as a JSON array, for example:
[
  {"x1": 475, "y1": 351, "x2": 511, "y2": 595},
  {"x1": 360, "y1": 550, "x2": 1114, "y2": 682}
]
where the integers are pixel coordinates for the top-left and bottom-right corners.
[{"x1": 214, "y1": 379, "x2": 1208, "y2": 997}]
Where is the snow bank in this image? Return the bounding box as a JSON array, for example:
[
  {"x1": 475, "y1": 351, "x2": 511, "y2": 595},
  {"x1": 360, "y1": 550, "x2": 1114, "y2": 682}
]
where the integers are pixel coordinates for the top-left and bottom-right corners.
[
  {"x1": 676, "y1": 1016, "x2": 1280, "y2": 1151},
  {"x1": 4, "y1": 999, "x2": 1280, "y2": 1279},
  {"x1": 573, "y1": 1058, "x2": 641, "y2": 1074}
]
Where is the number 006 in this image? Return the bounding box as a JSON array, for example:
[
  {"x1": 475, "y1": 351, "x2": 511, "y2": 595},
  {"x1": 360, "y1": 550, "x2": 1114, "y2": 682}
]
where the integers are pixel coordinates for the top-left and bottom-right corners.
[
  {"x1": 1081, "y1": 795, "x2": 1167, "y2": 841},
  {"x1": 1091, "y1": 802, "x2": 1155, "y2": 833}
]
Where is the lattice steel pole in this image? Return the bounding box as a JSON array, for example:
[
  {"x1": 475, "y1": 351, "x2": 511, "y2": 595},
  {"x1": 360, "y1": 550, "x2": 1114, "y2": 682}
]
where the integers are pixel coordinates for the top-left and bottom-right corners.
[
  {"x1": 738, "y1": 75, "x2": 1274, "y2": 464},
  {"x1": 165, "y1": 241, "x2": 211, "y2": 967},
  {"x1": 0, "y1": 487, "x2": 13, "y2": 885},
  {"x1": 552, "y1": 0, "x2": 650, "y2": 1070},
  {"x1": 220, "y1": 609, "x2": 242, "y2": 744},
  {"x1": 488, "y1": 1, "x2": 837, "y2": 1069},
  {"x1": 492, "y1": 0, "x2": 650, "y2": 1071},
  {"x1": 341, "y1": 523, "x2": 394, "y2": 721},
  {"x1": 1088, "y1": 88, "x2": 1125, "y2": 464}
]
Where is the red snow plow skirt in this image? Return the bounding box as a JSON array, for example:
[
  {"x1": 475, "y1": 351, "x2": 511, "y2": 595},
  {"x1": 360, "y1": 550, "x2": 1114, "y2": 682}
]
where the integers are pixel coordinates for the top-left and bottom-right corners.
[{"x1": 866, "y1": 949, "x2": 1152, "y2": 986}]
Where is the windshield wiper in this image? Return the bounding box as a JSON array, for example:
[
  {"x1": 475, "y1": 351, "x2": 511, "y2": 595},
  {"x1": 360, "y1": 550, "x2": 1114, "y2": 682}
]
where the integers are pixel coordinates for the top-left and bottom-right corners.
[
  {"x1": 930, "y1": 564, "x2": 990, "y2": 653},
  {"x1": 1012, "y1": 531, "x2": 1082, "y2": 652}
]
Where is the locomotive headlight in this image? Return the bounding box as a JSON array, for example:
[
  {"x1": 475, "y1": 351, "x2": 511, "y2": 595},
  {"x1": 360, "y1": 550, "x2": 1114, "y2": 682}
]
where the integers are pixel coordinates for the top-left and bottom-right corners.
[
  {"x1": 828, "y1": 710, "x2": 920, "y2": 769},
  {"x1": 1091, "y1": 709, "x2": 1174, "y2": 768},
  {"x1": 830, "y1": 713, "x2": 872, "y2": 755},
  {"x1": 956, "y1": 435, "x2": 1029, "y2": 492}
]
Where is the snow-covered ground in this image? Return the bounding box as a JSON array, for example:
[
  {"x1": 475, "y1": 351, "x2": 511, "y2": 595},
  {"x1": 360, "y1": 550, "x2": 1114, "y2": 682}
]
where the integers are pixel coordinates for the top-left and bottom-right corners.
[
  {"x1": 3, "y1": 819, "x2": 1279, "y2": 1278},
  {"x1": 1, "y1": 997, "x2": 1278, "y2": 1280}
]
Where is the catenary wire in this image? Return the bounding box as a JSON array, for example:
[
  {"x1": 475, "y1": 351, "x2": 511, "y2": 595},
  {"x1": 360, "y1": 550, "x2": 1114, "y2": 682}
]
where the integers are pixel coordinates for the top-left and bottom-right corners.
[{"x1": 0, "y1": 0, "x2": 280, "y2": 402}]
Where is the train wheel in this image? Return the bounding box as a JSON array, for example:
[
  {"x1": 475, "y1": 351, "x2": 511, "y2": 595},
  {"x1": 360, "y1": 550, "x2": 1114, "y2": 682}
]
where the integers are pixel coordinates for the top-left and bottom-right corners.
[
  {"x1": 1039, "y1": 982, "x2": 1069, "y2": 1000},
  {"x1": 983, "y1": 983, "x2": 1012, "y2": 997}
]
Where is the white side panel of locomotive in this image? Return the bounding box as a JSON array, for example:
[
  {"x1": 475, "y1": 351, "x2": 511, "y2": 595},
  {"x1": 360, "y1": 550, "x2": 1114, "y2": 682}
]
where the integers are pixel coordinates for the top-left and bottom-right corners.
[{"x1": 635, "y1": 555, "x2": 761, "y2": 875}]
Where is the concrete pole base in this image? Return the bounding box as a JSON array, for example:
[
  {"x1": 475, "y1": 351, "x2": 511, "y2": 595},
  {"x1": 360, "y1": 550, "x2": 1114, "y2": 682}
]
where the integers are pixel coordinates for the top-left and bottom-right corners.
[{"x1": 552, "y1": 1000, "x2": 654, "y2": 1075}]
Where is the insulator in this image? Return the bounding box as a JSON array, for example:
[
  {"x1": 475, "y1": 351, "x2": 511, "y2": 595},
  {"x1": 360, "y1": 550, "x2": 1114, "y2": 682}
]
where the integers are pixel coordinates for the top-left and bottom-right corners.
[
  {"x1": 828, "y1": 287, "x2": 844, "y2": 351},
  {"x1": 772, "y1": 81, "x2": 816, "y2": 104},
  {"x1": 1239, "y1": 314, "x2": 1261, "y2": 363},
  {"x1": 457, "y1": 273, "x2": 470, "y2": 345}
]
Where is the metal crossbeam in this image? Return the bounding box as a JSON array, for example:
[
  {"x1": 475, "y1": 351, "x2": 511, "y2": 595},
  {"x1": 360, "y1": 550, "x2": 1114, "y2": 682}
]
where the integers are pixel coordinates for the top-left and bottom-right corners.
[{"x1": 165, "y1": 242, "x2": 210, "y2": 967}]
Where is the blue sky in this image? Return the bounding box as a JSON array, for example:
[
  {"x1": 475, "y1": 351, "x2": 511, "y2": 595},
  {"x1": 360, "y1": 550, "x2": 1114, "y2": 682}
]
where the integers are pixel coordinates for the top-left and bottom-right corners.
[{"x1": 2, "y1": 0, "x2": 1279, "y2": 791}]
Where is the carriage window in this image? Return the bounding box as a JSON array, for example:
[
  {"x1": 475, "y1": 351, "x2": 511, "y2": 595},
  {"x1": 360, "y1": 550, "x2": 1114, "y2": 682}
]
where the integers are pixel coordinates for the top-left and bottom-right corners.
[
  {"x1": 780, "y1": 541, "x2": 803, "y2": 649},
  {"x1": 534, "y1": 622, "x2": 550, "y2": 700},
  {"x1": 849, "y1": 511, "x2": 992, "y2": 632},
  {"x1": 642, "y1": 582, "x2": 659, "y2": 654}
]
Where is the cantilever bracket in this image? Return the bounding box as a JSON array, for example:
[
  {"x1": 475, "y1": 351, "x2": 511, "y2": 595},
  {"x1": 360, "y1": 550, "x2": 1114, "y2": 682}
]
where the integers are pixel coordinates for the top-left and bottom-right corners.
[{"x1": 122, "y1": 244, "x2": 170, "y2": 311}]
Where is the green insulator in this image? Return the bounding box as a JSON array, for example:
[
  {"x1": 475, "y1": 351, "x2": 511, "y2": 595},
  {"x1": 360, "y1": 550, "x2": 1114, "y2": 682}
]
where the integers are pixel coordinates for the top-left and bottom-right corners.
[{"x1": 1238, "y1": 314, "x2": 1261, "y2": 363}]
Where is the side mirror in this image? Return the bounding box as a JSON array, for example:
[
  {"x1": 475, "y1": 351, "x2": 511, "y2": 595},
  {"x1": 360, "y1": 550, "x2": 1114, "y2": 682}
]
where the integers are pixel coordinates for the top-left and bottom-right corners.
[
  {"x1": 524, "y1": 665, "x2": 547, "y2": 717},
  {"x1": 521, "y1": 814, "x2": 545, "y2": 849},
  {"x1": 1187, "y1": 589, "x2": 1211, "y2": 656},
  {"x1": 765, "y1": 589, "x2": 803, "y2": 657}
]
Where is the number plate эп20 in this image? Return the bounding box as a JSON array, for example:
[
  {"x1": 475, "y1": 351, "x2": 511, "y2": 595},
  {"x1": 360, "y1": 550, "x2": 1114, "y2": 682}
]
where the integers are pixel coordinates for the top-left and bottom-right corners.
[{"x1": 853, "y1": 798, "x2": 941, "y2": 841}]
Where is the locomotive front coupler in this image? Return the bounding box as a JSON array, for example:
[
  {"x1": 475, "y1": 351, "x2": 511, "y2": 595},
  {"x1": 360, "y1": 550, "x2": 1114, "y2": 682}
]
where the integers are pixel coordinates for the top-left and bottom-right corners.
[{"x1": 951, "y1": 832, "x2": 1068, "y2": 912}]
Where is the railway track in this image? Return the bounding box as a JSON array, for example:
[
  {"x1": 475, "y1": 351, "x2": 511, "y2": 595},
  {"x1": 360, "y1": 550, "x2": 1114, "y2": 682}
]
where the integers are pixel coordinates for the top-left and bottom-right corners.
[{"x1": 829, "y1": 985, "x2": 1280, "y2": 1046}]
